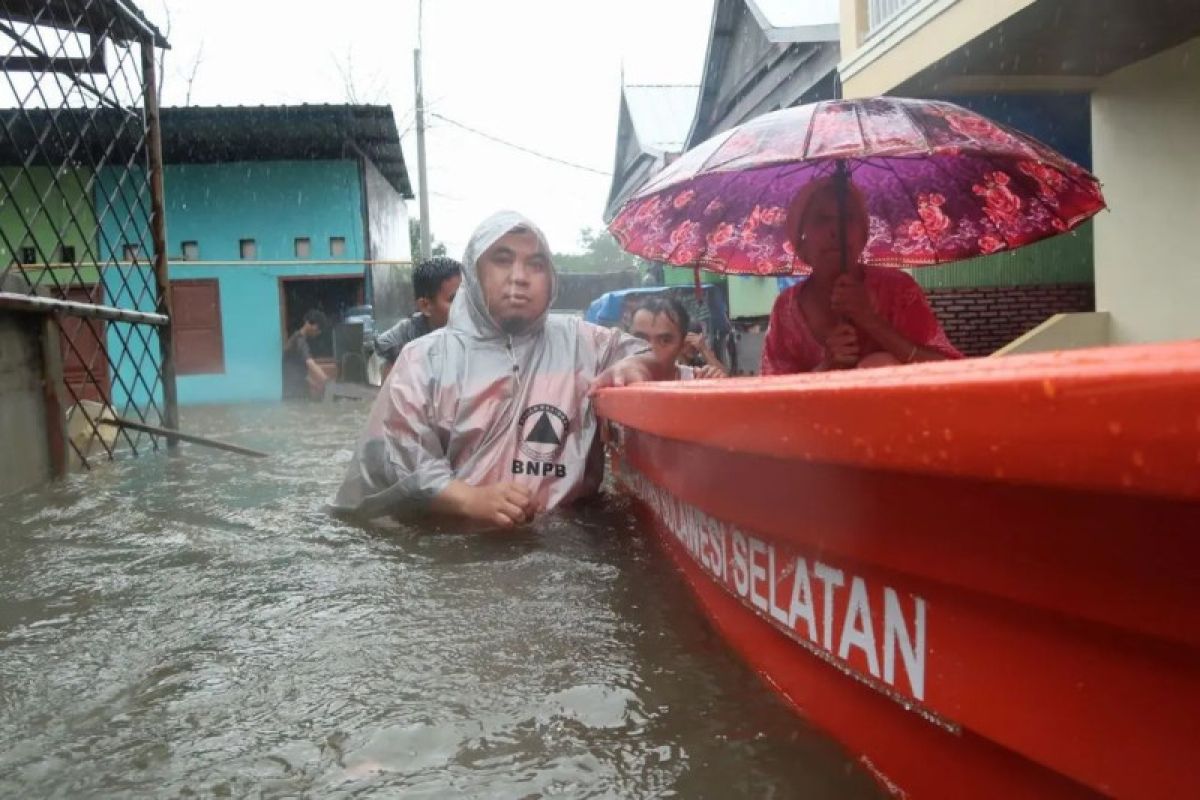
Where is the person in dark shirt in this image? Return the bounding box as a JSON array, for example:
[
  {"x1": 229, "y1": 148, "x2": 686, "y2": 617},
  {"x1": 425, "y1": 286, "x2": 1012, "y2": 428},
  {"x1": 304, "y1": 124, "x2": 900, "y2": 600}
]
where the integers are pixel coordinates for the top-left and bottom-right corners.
[
  {"x1": 374, "y1": 257, "x2": 463, "y2": 370},
  {"x1": 282, "y1": 309, "x2": 329, "y2": 400}
]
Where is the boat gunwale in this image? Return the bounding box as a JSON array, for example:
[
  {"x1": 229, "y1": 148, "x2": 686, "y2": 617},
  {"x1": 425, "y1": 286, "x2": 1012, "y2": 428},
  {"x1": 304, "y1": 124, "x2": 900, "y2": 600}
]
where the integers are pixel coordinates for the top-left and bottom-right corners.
[{"x1": 596, "y1": 340, "x2": 1200, "y2": 502}]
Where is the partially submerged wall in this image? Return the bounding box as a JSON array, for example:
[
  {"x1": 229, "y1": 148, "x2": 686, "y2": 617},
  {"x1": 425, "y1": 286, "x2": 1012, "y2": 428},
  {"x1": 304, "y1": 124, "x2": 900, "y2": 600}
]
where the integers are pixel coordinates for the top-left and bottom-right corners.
[
  {"x1": 362, "y1": 156, "x2": 413, "y2": 331},
  {"x1": 0, "y1": 310, "x2": 51, "y2": 497}
]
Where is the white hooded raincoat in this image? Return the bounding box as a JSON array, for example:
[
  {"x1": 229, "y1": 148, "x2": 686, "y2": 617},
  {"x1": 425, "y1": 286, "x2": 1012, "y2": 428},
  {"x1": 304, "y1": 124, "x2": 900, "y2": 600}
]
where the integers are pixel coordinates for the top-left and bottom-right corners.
[{"x1": 332, "y1": 211, "x2": 646, "y2": 522}]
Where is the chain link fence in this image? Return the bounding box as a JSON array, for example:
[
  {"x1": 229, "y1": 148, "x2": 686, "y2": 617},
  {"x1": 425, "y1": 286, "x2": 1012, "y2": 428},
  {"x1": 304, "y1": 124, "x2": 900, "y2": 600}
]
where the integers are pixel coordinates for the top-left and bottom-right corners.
[{"x1": 0, "y1": 0, "x2": 174, "y2": 470}]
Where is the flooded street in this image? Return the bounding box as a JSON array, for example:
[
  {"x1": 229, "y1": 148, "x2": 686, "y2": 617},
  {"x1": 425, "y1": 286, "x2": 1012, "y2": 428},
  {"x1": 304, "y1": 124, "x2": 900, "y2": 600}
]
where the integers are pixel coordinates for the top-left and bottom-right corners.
[{"x1": 0, "y1": 402, "x2": 878, "y2": 798}]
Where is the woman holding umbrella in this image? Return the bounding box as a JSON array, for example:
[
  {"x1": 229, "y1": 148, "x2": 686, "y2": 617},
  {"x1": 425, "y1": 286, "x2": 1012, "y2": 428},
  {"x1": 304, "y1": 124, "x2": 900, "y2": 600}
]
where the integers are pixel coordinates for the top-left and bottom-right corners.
[
  {"x1": 762, "y1": 176, "x2": 962, "y2": 374},
  {"x1": 608, "y1": 98, "x2": 1105, "y2": 376}
]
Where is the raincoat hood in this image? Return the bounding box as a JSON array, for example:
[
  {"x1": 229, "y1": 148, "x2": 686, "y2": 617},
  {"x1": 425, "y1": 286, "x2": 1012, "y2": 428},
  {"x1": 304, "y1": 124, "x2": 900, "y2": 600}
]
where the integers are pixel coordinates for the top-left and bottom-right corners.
[
  {"x1": 450, "y1": 210, "x2": 560, "y2": 340},
  {"x1": 331, "y1": 212, "x2": 648, "y2": 524}
]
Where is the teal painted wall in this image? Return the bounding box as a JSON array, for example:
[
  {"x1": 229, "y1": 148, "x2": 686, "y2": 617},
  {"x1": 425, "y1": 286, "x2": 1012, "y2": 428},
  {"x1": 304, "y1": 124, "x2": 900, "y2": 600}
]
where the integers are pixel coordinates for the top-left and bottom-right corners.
[
  {"x1": 95, "y1": 165, "x2": 161, "y2": 414},
  {"x1": 100, "y1": 160, "x2": 367, "y2": 406}
]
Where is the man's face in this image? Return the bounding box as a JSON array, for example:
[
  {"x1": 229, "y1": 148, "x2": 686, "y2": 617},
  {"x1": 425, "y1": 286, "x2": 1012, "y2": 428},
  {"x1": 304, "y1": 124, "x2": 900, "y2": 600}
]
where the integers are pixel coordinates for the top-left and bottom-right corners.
[
  {"x1": 630, "y1": 309, "x2": 685, "y2": 369},
  {"x1": 476, "y1": 230, "x2": 552, "y2": 334},
  {"x1": 303, "y1": 322, "x2": 321, "y2": 338},
  {"x1": 417, "y1": 273, "x2": 461, "y2": 330}
]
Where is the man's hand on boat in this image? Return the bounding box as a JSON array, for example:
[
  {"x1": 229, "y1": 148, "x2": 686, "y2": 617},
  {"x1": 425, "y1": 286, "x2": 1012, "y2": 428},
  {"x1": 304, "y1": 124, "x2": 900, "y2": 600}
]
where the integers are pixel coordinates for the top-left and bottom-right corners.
[
  {"x1": 589, "y1": 353, "x2": 673, "y2": 394},
  {"x1": 431, "y1": 480, "x2": 537, "y2": 528}
]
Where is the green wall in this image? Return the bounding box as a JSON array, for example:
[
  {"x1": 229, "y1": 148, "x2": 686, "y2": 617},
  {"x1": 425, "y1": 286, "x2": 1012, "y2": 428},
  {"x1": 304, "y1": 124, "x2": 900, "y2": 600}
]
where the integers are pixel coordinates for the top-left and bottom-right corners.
[
  {"x1": 0, "y1": 166, "x2": 99, "y2": 285},
  {"x1": 914, "y1": 222, "x2": 1094, "y2": 290}
]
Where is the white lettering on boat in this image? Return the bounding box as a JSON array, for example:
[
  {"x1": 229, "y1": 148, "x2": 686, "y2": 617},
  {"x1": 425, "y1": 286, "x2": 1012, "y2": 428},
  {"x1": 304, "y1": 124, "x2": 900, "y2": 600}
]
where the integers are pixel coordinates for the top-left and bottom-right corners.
[{"x1": 623, "y1": 468, "x2": 928, "y2": 702}]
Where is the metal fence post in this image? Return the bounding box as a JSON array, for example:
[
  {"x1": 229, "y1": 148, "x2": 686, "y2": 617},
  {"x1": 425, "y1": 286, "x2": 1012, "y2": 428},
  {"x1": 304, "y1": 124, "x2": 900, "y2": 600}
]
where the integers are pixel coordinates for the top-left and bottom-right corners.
[{"x1": 141, "y1": 40, "x2": 178, "y2": 446}]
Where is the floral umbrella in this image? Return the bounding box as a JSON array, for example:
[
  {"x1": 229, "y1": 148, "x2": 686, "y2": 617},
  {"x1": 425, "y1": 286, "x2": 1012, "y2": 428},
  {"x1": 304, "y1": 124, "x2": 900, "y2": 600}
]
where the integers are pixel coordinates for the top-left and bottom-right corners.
[{"x1": 608, "y1": 97, "x2": 1106, "y2": 275}]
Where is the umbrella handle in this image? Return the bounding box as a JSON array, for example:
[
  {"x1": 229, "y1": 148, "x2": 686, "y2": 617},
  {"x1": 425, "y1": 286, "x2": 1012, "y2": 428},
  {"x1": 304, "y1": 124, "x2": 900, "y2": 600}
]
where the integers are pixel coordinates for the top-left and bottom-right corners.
[{"x1": 835, "y1": 159, "x2": 850, "y2": 275}]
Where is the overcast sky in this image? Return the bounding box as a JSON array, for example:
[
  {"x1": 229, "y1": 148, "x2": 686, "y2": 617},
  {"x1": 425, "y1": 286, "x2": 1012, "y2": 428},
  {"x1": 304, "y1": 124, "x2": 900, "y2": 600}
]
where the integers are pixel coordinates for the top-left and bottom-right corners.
[{"x1": 151, "y1": 0, "x2": 715, "y2": 257}]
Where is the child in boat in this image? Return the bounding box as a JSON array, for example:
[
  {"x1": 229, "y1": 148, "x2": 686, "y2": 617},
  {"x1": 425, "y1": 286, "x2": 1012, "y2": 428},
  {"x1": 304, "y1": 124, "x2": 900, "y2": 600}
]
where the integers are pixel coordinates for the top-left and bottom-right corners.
[
  {"x1": 629, "y1": 296, "x2": 727, "y2": 380},
  {"x1": 760, "y1": 177, "x2": 962, "y2": 374}
]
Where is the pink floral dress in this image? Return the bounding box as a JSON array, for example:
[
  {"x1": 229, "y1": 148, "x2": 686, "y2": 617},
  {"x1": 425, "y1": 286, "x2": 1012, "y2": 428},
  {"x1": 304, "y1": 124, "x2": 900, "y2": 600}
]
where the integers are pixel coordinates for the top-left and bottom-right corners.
[{"x1": 760, "y1": 266, "x2": 963, "y2": 375}]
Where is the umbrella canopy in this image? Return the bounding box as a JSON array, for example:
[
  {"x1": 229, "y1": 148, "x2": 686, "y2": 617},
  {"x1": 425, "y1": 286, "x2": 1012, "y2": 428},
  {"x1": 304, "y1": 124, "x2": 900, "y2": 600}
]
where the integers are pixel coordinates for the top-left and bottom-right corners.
[{"x1": 608, "y1": 98, "x2": 1106, "y2": 276}]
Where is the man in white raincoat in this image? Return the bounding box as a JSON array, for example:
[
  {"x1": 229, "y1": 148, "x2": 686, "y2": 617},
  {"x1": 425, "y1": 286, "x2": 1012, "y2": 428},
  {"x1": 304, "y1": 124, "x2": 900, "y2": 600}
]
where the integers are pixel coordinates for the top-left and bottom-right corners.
[{"x1": 332, "y1": 211, "x2": 662, "y2": 527}]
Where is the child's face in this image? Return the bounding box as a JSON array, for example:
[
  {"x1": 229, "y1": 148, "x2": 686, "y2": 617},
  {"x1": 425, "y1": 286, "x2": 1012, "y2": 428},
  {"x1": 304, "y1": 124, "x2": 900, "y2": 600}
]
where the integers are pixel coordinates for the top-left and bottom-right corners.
[{"x1": 418, "y1": 274, "x2": 461, "y2": 330}]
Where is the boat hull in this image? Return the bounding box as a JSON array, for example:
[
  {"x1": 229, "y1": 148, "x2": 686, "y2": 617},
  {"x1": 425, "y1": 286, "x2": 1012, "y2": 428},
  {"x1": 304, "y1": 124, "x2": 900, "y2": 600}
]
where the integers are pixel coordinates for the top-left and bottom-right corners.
[{"x1": 598, "y1": 342, "x2": 1200, "y2": 798}]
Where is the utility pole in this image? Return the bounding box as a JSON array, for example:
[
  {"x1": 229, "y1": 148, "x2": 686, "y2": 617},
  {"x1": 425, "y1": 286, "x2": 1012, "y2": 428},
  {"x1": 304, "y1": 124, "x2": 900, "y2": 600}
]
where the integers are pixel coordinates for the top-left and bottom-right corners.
[{"x1": 413, "y1": 0, "x2": 431, "y2": 261}]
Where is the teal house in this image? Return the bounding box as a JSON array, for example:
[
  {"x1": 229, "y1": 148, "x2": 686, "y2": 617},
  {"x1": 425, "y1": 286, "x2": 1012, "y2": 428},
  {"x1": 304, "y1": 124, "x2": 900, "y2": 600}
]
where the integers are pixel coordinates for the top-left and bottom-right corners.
[{"x1": 100, "y1": 104, "x2": 413, "y2": 406}]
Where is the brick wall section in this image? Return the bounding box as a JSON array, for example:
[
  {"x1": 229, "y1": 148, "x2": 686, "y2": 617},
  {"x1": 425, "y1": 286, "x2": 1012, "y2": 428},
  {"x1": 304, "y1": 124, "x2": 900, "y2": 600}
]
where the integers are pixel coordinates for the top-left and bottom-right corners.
[{"x1": 927, "y1": 284, "x2": 1095, "y2": 357}]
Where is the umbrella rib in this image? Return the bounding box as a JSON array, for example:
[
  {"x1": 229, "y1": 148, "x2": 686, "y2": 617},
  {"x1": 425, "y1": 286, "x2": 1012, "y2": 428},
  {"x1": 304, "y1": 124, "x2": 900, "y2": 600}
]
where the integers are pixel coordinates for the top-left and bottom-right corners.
[
  {"x1": 903, "y1": 103, "x2": 1100, "y2": 217},
  {"x1": 915, "y1": 151, "x2": 1033, "y2": 254},
  {"x1": 853, "y1": 102, "x2": 869, "y2": 155},
  {"x1": 974, "y1": 155, "x2": 1028, "y2": 252},
  {"x1": 800, "y1": 102, "x2": 820, "y2": 160},
  {"x1": 697, "y1": 128, "x2": 762, "y2": 174},
  {"x1": 1044, "y1": 164, "x2": 1105, "y2": 216},
  {"x1": 875, "y1": 156, "x2": 947, "y2": 266},
  {"x1": 987, "y1": 115, "x2": 1105, "y2": 214},
  {"x1": 985, "y1": 151, "x2": 1079, "y2": 240},
  {"x1": 698, "y1": 168, "x2": 751, "y2": 268},
  {"x1": 898, "y1": 99, "x2": 935, "y2": 154},
  {"x1": 754, "y1": 162, "x2": 815, "y2": 274}
]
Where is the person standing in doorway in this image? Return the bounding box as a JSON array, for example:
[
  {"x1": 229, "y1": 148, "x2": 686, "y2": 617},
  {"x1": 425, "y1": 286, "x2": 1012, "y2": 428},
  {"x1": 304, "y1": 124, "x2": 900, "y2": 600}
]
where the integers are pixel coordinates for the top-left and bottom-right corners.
[{"x1": 282, "y1": 309, "x2": 330, "y2": 400}]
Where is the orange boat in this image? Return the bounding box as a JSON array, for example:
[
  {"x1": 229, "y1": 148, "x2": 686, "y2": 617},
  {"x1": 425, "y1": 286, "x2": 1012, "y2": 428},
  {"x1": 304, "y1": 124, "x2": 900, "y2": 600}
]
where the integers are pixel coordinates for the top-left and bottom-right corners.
[{"x1": 597, "y1": 340, "x2": 1200, "y2": 798}]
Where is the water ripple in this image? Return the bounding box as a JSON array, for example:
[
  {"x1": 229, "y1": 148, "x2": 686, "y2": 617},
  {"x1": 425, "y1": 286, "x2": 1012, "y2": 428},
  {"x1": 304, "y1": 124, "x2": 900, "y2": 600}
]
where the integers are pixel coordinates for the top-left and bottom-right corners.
[{"x1": 0, "y1": 403, "x2": 878, "y2": 798}]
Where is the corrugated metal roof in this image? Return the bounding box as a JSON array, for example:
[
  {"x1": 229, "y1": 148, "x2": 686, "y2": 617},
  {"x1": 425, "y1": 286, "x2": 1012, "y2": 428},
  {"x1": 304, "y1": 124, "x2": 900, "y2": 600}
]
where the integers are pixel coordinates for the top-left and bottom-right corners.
[
  {"x1": 686, "y1": 0, "x2": 839, "y2": 147},
  {"x1": 5, "y1": 0, "x2": 171, "y2": 48},
  {"x1": 158, "y1": 105, "x2": 413, "y2": 198},
  {"x1": 0, "y1": 103, "x2": 413, "y2": 197},
  {"x1": 750, "y1": 0, "x2": 839, "y2": 29},
  {"x1": 623, "y1": 84, "x2": 700, "y2": 155}
]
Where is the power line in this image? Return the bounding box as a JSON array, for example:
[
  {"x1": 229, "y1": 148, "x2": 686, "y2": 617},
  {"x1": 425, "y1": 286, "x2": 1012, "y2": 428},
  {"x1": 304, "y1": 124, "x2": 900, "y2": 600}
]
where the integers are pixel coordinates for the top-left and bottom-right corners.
[{"x1": 428, "y1": 112, "x2": 612, "y2": 177}]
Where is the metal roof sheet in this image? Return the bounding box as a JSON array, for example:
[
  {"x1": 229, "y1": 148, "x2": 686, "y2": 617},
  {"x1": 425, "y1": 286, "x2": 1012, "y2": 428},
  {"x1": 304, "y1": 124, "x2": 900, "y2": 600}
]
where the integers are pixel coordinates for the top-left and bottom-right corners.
[
  {"x1": 623, "y1": 84, "x2": 700, "y2": 154},
  {"x1": 0, "y1": 103, "x2": 413, "y2": 197},
  {"x1": 750, "y1": 0, "x2": 839, "y2": 30}
]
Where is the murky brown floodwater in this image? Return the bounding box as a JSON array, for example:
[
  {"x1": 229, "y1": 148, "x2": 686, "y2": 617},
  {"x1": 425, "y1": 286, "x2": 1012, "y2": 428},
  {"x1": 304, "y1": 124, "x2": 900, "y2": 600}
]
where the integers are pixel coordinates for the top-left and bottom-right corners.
[{"x1": 0, "y1": 402, "x2": 880, "y2": 798}]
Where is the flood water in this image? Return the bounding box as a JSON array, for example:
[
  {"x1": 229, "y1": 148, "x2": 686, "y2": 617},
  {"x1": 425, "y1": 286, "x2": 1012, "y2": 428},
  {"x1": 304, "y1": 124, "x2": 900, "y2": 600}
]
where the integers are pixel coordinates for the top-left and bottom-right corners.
[{"x1": 0, "y1": 402, "x2": 880, "y2": 798}]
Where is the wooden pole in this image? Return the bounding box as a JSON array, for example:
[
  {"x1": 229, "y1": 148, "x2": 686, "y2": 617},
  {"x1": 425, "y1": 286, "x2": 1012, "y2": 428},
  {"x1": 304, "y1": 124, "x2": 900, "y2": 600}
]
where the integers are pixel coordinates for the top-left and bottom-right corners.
[
  {"x1": 835, "y1": 158, "x2": 850, "y2": 275},
  {"x1": 414, "y1": 47, "x2": 432, "y2": 261},
  {"x1": 99, "y1": 416, "x2": 269, "y2": 459},
  {"x1": 142, "y1": 40, "x2": 179, "y2": 449},
  {"x1": 39, "y1": 316, "x2": 69, "y2": 478},
  {"x1": 0, "y1": 291, "x2": 169, "y2": 325}
]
